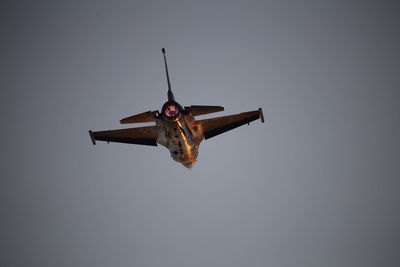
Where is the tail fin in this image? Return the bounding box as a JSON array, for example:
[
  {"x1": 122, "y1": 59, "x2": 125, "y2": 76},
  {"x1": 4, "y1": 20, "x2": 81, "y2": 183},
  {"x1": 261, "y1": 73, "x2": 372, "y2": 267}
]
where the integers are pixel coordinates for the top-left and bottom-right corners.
[{"x1": 162, "y1": 48, "x2": 175, "y2": 101}]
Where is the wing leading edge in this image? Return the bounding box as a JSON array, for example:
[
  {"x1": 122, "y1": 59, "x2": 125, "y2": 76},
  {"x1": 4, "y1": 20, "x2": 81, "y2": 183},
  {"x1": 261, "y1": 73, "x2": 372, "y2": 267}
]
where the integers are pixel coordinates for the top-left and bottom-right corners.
[
  {"x1": 199, "y1": 108, "x2": 264, "y2": 140},
  {"x1": 89, "y1": 126, "x2": 157, "y2": 146}
]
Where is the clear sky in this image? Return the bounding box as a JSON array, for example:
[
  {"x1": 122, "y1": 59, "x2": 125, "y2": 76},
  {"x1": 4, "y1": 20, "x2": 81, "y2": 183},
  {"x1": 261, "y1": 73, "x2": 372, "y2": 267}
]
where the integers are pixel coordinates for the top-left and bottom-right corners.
[{"x1": 1, "y1": 1, "x2": 399, "y2": 266}]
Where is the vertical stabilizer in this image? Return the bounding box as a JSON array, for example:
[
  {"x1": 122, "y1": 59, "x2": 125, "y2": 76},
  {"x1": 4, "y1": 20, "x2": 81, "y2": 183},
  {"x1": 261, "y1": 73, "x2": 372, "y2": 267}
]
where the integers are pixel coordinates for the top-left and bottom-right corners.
[{"x1": 162, "y1": 48, "x2": 175, "y2": 101}]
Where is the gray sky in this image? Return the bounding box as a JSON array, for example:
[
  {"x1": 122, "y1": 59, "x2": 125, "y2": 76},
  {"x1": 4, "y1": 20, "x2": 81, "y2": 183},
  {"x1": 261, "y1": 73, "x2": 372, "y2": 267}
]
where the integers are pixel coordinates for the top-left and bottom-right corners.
[{"x1": 1, "y1": 1, "x2": 399, "y2": 266}]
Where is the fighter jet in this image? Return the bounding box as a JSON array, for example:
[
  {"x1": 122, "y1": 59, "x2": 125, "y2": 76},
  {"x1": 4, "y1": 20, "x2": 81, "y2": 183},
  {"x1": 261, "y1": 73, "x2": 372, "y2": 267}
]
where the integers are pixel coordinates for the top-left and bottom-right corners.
[{"x1": 89, "y1": 48, "x2": 264, "y2": 168}]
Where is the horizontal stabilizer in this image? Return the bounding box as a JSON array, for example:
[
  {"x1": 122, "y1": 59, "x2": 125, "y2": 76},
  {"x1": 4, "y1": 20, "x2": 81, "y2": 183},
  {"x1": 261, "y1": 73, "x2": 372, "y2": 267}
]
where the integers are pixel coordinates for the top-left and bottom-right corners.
[
  {"x1": 185, "y1": 105, "x2": 224, "y2": 116},
  {"x1": 120, "y1": 111, "x2": 158, "y2": 124}
]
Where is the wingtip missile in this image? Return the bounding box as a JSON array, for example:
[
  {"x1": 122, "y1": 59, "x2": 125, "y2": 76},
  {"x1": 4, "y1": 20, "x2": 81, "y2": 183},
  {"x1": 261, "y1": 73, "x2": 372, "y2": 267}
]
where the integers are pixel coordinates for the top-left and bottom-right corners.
[
  {"x1": 259, "y1": 108, "x2": 265, "y2": 123},
  {"x1": 89, "y1": 130, "x2": 96, "y2": 145}
]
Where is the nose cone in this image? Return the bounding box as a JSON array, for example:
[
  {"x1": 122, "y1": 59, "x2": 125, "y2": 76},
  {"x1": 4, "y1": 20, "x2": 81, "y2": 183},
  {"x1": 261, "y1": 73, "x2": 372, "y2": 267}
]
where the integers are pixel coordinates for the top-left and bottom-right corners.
[{"x1": 182, "y1": 161, "x2": 196, "y2": 169}]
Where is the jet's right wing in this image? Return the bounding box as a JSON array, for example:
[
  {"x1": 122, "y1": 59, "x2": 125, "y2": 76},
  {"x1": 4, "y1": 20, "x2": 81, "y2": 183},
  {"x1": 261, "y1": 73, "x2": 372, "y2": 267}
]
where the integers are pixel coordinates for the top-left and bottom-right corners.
[
  {"x1": 199, "y1": 108, "x2": 264, "y2": 140},
  {"x1": 89, "y1": 126, "x2": 158, "y2": 146}
]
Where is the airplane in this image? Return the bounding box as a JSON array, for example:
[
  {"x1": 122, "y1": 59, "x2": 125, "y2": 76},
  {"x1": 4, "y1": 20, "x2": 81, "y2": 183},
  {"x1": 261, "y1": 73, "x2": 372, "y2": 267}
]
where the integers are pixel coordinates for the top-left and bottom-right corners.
[{"x1": 89, "y1": 48, "x2": 264, "y2": 168}]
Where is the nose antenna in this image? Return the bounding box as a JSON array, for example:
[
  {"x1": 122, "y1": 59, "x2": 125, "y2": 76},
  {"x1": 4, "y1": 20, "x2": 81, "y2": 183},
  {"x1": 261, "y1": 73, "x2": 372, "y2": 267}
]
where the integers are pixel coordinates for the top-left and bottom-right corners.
[{"x1": 162, "y1": 48, "x2": 174, "y2": 101}]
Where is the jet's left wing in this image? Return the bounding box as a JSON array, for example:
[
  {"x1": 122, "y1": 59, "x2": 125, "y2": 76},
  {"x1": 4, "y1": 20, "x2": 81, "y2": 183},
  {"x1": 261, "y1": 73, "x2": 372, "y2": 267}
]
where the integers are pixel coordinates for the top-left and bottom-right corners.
[
  {"x1": 199, "y1": 108, "x2": 264, "y2": 140},
  {"x1": 89, "y1": 126, "x2": 158, "y2": 146}
]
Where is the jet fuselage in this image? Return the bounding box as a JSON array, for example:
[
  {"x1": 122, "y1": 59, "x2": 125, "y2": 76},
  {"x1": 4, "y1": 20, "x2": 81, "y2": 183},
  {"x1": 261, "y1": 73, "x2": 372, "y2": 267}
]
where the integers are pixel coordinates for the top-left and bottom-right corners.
[{"x1": 155, "y1": 100, "x2": 201, "y2": 168}]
